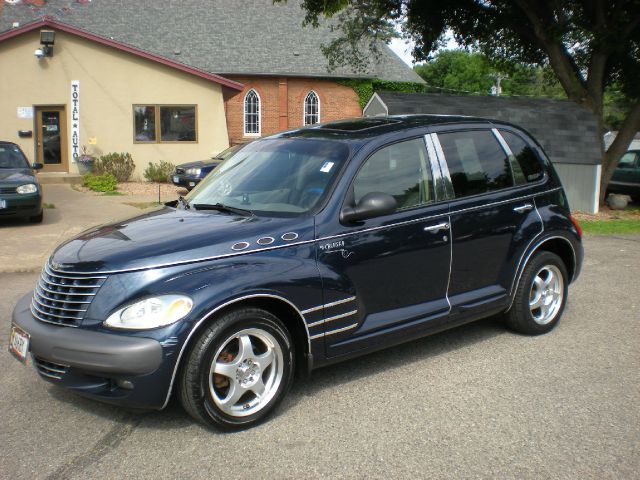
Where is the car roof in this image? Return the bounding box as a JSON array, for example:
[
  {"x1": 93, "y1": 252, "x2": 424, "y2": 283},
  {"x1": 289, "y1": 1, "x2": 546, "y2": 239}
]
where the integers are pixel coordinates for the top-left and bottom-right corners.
[{"x1": 274, "y1": 115, "x2": 519, "y2": 142}]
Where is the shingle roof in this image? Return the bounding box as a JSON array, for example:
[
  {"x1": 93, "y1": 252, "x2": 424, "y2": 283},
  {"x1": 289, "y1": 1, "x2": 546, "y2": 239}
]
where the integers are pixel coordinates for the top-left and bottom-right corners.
[
  {"x1": 368, "y1": 92, "x2": 600, "y2": 165},
  {"x1": 0, "y1": 0, "x2": 423, "y2": 83}
]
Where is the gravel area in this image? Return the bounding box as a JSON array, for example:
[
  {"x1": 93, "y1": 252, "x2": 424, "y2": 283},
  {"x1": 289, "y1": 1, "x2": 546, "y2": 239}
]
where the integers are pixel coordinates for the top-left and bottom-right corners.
[{"x1": 116, "y1": 181, "x2": 188, "y2": 198}]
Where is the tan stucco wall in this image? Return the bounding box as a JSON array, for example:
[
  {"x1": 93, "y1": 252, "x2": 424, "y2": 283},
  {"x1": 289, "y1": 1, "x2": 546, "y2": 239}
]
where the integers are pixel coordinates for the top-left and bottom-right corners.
[{"x1": 0, "y1": 30, "x2": 229, "y2": 178}]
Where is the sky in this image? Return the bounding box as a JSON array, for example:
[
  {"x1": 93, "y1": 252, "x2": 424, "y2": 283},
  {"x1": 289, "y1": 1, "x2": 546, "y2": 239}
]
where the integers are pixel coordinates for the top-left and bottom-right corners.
[{"x1": 389, "y1": 33, "x2": 459, "y2": 66}]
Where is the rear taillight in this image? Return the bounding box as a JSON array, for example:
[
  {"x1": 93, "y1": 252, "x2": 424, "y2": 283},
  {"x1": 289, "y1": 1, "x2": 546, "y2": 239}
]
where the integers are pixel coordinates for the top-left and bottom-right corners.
[{"x1": 570, "y1": 214, "x2": 582, "y2": 238}]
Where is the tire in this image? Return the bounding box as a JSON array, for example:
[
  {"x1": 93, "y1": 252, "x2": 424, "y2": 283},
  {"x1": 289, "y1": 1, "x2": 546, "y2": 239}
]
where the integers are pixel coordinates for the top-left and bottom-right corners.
[
  {"x1": 178, "y1": 307, "x2": 294, "y2": 430},
  {"x1": 505, "y1": 251, "x2": 568, "y2": 335},
  {"x1": 29, "y1": 211, "x2": 43, "y2": 223}
]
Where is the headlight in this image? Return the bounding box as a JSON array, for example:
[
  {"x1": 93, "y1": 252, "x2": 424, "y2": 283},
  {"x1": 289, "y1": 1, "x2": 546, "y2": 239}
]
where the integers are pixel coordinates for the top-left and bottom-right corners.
[
  {"x1": 17, "y1": 183, "x2": 38, "y2": 194},
  {"x1": 104, "y1": 295, "x2": 193, "y2": 330},
  {"x1": 186, "y1": 168, "x2": 201, "y2": 176}
]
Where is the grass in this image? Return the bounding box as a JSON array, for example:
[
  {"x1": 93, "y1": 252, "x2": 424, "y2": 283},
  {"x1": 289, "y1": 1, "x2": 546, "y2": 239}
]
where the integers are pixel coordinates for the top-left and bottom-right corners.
[
  {"x1": 580, "y1": 219, "x2": 640, "y2": 235},
  {"x1": 43, "y1": 203, "x2": 55, "y2": 209},
  {"x1": 102, "y1": 191, "x2": 124, "y2": 196}
]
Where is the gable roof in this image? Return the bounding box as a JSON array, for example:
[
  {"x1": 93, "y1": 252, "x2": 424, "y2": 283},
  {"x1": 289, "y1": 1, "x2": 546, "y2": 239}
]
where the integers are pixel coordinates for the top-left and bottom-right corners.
[
  {"x1": 0, "y1": 16, "x2": 244, "y2": 90},
  {"x1": 0, "y1": 0, "x2": 423, "y2": 83},
  {"x1": 366, "y1": 92, "x2": 601, "y2": 166}
]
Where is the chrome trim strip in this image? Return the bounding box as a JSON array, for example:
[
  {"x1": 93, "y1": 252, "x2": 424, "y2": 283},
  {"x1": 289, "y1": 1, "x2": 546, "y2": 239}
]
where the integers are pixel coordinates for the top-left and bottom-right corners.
[
  {"x1": 423, "y1": 134, "x2": 445, "y2": 200},
  {"x1": 33, "y1": 360, "x2": 68, "y2": 374},
  {"x1": 34, "y1": 286, "x2": 92, "y2": 304},
  {"x1": 31, "y1": 301, "x2": 83, "y2": 321},
  {"x1": 44, "y1": 264, "x2": 106, "y2": 280},
  {"x1": 444, "y1": 216, "x2": 453, "y2": 314},
  {"x1": 447, "y1": 188, "x2": 562, "y2": 217},
  {"x1": 160, "y1": 293, "x2": 309, "y2": 410},
  {"x1": 492, "y1": 128, "x2": 514, "y2": 156},
  {"x1": 310, "y1": 322, "x2": 358, "y2": 340},
  {"x1": 300, "y1": 296, "x2": 356, "y2": 315},
  {"x1": 30, "y1": 305, "x2": 79, "y2": 327},
  {"x1": 307, "y1": 310, "x2": 357, "y2": 328},
  {"x1": 430, "y1": 133, "x2": 453, "y2": 198},
  {"x1": 34, "y1": 368, "x2": 64, "y2": 380},
  {"x1": 37, "y1": 280, "x2": 96, "y2": 296},
  {"x1": 38, "y1": 279, "x2": 98, "y2": 289}
]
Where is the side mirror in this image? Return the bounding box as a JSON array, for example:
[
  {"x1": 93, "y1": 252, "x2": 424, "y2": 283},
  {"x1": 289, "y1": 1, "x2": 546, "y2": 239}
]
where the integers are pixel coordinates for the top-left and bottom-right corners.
[
  {"x1": 32, "y1": 162, "x2": 44, "y2": 170},
  {"x1": 340, "y1": 192, "x2": 397, "y2": 223}
]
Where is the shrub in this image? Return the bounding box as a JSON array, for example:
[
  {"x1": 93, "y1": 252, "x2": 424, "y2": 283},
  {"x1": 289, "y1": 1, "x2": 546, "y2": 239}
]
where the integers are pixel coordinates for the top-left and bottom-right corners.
[
  {"x1": 143, "y1": 160, "x2": 175, "y2": 183},
  {"x1": 83, "y1": 173, "x2": 118, "y2": 193},
  {"x1": 94, "y1": 152, "x2": 135, "y2": 182}
]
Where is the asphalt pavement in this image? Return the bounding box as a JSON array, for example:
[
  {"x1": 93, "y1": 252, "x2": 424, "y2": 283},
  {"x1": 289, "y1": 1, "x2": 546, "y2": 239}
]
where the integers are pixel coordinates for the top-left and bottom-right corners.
[{"x1": 1, "y1": 235, "x2": 638, "y2": 479}]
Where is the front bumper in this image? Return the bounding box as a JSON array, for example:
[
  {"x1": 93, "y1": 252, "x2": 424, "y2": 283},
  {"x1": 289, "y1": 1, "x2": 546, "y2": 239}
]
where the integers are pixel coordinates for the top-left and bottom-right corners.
[
  {"x1": 0, "y1": 192, "x2": 42, "y2": 219},
  {"x1": 11, "y1": 292, "x2": 172, "y2": 409},
  {"x1": 171, "y1": 173, "x2": 202, "y2": 189}
]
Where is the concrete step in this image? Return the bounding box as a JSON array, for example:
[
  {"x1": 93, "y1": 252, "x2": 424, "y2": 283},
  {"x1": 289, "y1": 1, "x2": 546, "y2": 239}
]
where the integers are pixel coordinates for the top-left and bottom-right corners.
[{"x1": 36, "y1": 172, "x2": 83, "y2": 185}]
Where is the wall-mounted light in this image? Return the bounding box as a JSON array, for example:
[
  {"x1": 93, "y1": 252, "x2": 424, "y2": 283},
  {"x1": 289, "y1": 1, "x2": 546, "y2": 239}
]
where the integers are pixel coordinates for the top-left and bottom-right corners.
[{"x1": 34, "y1": 29, "x2": 55, "y2": 59}]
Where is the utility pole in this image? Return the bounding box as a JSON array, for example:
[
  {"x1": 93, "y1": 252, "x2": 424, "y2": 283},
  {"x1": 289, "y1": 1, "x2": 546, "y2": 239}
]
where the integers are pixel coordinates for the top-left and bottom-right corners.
[{"x1": 489, "y1": 73, "x2": 507, "y2": 96}]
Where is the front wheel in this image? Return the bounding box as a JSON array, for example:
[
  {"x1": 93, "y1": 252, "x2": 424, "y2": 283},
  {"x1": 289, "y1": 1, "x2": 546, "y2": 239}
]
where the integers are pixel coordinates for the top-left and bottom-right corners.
[
  {"x1": 178, "y1": 307, "x2": 294, "y2": 430},
  {"x1": 505, "y1": 251, "x2": 568, "y2": 335}
]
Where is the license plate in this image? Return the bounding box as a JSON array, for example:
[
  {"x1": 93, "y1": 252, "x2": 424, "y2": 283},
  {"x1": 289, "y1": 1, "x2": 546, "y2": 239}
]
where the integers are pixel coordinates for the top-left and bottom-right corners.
[
  {"x1": 0, "y1": 199, "x2": 6, "y2": 209},
  {"x1": 173, "y1": 176, "x2": 179, "y2": 183},
  {"x1": 9, "y1": 325, "x2": 30, "y2": 364}
]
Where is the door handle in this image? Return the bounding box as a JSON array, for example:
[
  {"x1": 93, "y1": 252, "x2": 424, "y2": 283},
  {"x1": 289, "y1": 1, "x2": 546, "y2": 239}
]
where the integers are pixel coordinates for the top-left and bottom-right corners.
[
  {"x1": 513, "y1": 203, "x2": 534, "y2": 213},
  {"x1": 424, "y1": 222, "x2": 450, "y2": 233}
]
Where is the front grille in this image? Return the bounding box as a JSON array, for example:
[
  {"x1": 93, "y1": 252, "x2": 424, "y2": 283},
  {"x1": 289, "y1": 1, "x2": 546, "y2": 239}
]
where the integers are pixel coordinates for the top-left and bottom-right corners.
[
  {"x1": 175, "y1": 168, "x2": 185, "y2": 174},
  {"x1": 33, "y1": 356, "x2": 68, "y2": 380},
  {"x1": 0, "y1": 186, "x2": 16, "y2": 194},
  {"x1": 31, "y1": 263, "x2": 107, "y2": 327}
]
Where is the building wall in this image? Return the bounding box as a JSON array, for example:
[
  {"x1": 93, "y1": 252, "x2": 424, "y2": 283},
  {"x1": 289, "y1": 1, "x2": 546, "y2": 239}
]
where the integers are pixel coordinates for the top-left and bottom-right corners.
[
  {"x1": 224, "y1": 76, "x2": 362, "y2": 144},
  {"x1": 0, "y1": 30, "x2": 229, "y2": 178}
]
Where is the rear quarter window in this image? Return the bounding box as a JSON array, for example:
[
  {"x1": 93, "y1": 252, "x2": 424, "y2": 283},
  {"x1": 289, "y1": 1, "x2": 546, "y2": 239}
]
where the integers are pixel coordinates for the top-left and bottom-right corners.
[
  {"x1": 438, "y1": 130, "x2": 513, "y2": 198},
  {"x1": 499, "y1": 130, "x2": 544, "y2": 184}
]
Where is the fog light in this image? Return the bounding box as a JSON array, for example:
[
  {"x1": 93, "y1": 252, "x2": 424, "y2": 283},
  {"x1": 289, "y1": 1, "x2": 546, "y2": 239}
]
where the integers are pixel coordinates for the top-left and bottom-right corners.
[{"x1": 116, "y1": 379, "x2": 134, "y2": 390}]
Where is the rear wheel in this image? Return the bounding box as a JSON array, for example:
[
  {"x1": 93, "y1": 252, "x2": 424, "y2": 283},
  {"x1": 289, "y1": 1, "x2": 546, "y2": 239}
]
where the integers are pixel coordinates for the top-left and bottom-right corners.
[
  {"x1": 505, "y1": 251, "x2": 568, "y2": 335},
  {"x1": 179, "y1": 307, "x2": 294, "y2": 430}
]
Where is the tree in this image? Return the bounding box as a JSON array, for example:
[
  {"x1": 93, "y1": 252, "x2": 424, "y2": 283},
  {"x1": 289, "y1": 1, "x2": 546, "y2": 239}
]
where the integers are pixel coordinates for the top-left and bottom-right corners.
[{"x1": 287, "y1": 0, "x2": 640, "y2": 204}]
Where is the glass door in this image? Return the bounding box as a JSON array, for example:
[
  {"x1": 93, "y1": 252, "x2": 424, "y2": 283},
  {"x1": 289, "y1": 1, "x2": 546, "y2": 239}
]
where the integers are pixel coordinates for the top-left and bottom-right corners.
[{"x1": 35, "y1": 106, "x2": 68, "y2": 172}]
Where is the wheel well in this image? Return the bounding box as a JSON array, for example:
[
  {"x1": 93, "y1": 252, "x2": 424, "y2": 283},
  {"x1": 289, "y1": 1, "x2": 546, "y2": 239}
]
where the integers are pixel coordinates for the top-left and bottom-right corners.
[
  {"x1": 199, "y1": 297, "x2": 310, "y2": 377},
  {"x1": 532, "y1": 237, "x2": 576, "y2": 281}
]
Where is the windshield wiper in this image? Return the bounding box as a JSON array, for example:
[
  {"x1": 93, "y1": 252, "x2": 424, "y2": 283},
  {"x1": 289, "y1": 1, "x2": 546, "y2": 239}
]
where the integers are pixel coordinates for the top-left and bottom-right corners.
[
  {"x1": 178, "y1": 196, "x2": 190, "y2": 210},
  {"x1": 192, "y1": 202, "x2": 254, "y2": 216}
]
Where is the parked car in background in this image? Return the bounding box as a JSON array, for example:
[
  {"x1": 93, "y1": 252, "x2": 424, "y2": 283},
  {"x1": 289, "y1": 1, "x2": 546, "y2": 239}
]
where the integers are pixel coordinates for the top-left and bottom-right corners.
[
  {"x1": 607, "y1": 150, "x2": 640, "y2": 201},
  {"x1": 172, "y1": 143, "x2": 247, "y2": 190},
  {"x1": 0, "y1": 141, "x2": 43, "y2": 223},
  {"x1": 10, "y1": 116, "x2": 583, "y2": 430}
]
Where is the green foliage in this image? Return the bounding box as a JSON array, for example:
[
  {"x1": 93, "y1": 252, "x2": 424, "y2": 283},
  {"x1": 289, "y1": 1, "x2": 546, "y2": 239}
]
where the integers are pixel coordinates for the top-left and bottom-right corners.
[
  {"x1": 93, "y1": 152, "x2": 135, "y2": 182},
  {"x1": 83, "y1": 173, "x2": 118, "y2": 193},
  {"x1": 338, "y1": 79, "x2": 428, "y2": 108},
  {"x1": 143, "y1": 160, "x2": 175, "y2": 183}
]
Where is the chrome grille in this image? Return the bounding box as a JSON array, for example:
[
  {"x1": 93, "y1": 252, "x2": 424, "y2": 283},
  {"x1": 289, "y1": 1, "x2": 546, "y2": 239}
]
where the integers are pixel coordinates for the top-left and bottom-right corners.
[
  {"x1": 33, "y1": 356, "x2": 68, "y2": 380},
  {"x1": 31, "y1": 263, "x2": 107, "y2": 327}
]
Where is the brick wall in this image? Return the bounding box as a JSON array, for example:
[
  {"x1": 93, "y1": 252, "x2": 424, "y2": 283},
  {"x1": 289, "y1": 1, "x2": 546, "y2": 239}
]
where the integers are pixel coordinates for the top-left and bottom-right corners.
[{"x1": 224, "y1": 76, "x2": 362, "y2": 144}]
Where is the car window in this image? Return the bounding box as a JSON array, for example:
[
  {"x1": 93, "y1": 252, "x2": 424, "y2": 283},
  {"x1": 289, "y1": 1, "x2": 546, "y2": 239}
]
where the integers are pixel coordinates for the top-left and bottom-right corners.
[
  {"x1": 499, "y1": 130, "x2": 544, "y2": 184},
  {"x1": 618, "y1": 152, "x2": 638, "y2": 168},
  {"x1": 0, "y1": 145, "x2": 29, "y2": 169},
  {"x1": 438, "y1": 130, "x2": 513, "y2": 198},
  {"x1": 353, "y1": 138, "x2": 434, "y2": 210}
]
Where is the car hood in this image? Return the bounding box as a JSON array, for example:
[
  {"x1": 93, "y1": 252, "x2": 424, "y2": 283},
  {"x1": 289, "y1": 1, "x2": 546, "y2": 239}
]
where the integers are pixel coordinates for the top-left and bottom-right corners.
[
  {"x1": 0, "y1": 169, "x2": 37, "y2": 183},
  {"x1": 176, "y1": 159, "x2": 221, "y2": 169},
  {"x1": 49, "y1": 207, "x2": 314, "y2": 273}
]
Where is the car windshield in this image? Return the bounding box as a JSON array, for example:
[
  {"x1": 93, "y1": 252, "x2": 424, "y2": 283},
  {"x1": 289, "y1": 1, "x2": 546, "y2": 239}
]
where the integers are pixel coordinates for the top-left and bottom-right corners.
[
  {"x1": 214, "y1": 143, "x2": 245, "y2": 160},
  {"x1": 0, "y1": 145, "x2": 29, "y2": 169},
  {"x1": 185, "y1": 138, "x2": 350, "y2": 215}
]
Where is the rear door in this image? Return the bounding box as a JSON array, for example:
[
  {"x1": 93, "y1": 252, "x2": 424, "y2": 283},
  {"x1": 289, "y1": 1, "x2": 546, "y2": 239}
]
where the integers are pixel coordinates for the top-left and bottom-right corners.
[{"x1": 432, "y1": 127, "x2": 544, "y2": 315}]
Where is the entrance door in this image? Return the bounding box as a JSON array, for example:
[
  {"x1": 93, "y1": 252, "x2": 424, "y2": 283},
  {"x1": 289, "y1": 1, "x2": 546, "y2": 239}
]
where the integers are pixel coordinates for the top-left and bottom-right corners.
[{"x1": 35, "y1": 106, "x2": 68, "y2": 172}]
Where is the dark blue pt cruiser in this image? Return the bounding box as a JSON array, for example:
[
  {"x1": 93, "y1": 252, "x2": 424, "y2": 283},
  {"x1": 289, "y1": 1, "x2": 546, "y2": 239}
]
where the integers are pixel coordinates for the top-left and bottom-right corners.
[{"x1": 10, "y1": 116, "x2": 583, "y2": 430}]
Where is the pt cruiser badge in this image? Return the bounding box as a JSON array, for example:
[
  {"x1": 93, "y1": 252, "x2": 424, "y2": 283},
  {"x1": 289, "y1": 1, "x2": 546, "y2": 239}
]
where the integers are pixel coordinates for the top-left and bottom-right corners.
[{"x1": 10, "y1": 116, "x2": 583, "y2": 430}]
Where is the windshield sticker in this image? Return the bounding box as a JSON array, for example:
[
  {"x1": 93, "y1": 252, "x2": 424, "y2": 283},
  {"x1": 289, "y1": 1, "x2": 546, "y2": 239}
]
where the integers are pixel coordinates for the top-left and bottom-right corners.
[{"x1": 320, "y1": 162, "x2": 334, "y2": 173}]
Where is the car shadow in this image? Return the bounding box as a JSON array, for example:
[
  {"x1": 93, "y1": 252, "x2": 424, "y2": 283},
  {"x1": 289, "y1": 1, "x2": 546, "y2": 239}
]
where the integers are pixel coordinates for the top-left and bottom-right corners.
[{"x1": 46, "y1": 315, "x2": 508, "y2": 434}]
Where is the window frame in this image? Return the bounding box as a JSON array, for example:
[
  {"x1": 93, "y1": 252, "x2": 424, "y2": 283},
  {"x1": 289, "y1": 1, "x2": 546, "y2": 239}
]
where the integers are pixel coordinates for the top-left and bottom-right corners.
[
  {"x1": 303, "y1": 90, "x2": 321, "y2": 126},
  {"x1": 132, "y1": 104, "x2": 198, "y2": 144},
  {"x1": 243, "y1": 89, "x2": 261, "y2": 137}
]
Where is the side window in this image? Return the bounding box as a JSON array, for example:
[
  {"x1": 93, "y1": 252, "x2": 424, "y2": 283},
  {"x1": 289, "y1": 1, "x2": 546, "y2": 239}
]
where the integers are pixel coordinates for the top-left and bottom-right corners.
[
  {"x1": 438, "y1": 130, "x2": 513, "y2": 198},
  {"x1": 499, "y1": 130, "x2": 544, "y2": 184},
  {"x1": 617, "y1": 152, "x2": 638, "y2": 169},
  {"x1": 353, "y1": 138, "x2": 433, "y2": 210}
]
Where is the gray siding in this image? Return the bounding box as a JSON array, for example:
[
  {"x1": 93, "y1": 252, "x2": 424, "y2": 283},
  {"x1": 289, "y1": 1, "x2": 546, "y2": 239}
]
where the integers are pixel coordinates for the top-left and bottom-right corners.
[{"x1": 552, "y1": 163, "x2": 600, "y2": 213}]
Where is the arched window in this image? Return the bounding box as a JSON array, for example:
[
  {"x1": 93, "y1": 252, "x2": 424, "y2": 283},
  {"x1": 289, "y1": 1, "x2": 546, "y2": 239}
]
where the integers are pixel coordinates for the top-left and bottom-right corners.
[
  {"x1": 304, "y1": 91, "x2": 320, "y2": 125},
  {"x1": 244, "y1": 89, "x2": 260, "y2": 136}
]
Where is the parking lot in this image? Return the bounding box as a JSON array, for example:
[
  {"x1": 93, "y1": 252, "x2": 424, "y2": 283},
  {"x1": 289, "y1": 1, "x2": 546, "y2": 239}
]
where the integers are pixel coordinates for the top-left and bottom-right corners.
[{"x1": 1, "y1": 227, "x2": 638, "y2": 478}]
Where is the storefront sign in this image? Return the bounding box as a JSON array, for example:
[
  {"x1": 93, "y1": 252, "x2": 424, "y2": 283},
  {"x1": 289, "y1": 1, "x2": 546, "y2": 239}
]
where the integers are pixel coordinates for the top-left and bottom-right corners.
[
  {"x1": 70, "y1": 80, "x2": 80, "y2": 162},
  {"x1": 17, "y1": 107, "x2": 33, "y2": 119}
]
